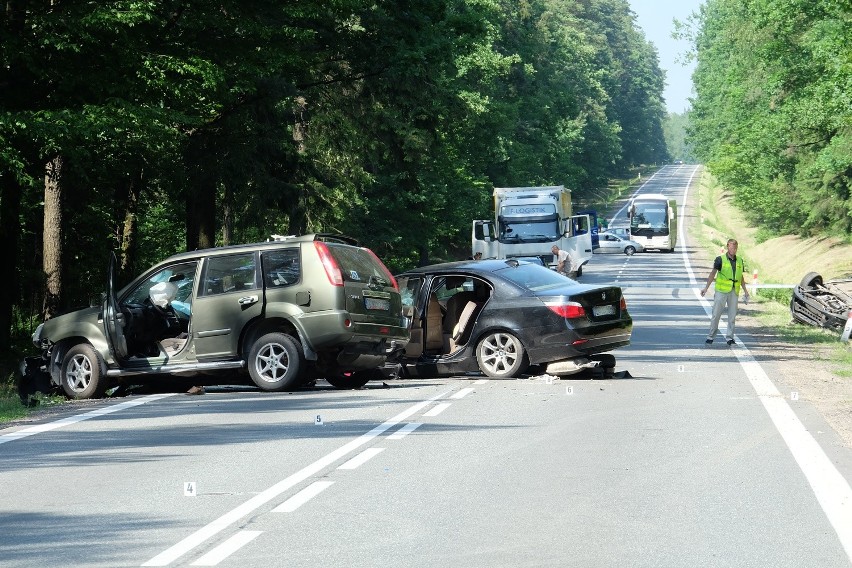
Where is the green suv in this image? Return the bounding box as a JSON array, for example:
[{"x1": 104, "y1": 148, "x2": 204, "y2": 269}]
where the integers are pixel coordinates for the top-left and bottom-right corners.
[{"x1": 21, "y1": 235, "x2": 408, "y2": 399}]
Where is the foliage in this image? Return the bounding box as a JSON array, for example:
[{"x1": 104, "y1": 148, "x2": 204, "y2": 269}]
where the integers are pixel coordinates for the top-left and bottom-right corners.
[
  {"x1": 0, "y1": 0, "x2": 670, "y2": 359},
  {"x1": 687, "y1": 0, "x2": 852, "y2": 240}
]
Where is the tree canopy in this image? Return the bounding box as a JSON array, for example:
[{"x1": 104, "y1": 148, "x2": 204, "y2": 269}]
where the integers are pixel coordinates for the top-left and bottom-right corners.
[
  {"x1": 688, "y1": 0, "x2": 851, "y2": 240},
  {"x1": 0, "y1": 0, "x2": 669, "y2": 346}
]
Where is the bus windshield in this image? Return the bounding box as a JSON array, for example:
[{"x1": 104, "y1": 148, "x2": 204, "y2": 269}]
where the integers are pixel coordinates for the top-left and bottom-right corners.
[{"x1": 630, "y1": 202, "x2": 669, "y2": 237}]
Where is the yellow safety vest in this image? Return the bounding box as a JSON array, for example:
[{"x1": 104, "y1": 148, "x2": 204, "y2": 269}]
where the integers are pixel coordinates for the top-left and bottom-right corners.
[{"x1": 715, "y1": 255, "x2": 744, "y2": 293}]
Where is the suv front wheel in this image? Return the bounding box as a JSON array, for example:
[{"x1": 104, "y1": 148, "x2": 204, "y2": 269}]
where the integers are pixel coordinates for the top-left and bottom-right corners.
[{"x1": 248, "y1": 332, "x2": 304, "y2": 391}]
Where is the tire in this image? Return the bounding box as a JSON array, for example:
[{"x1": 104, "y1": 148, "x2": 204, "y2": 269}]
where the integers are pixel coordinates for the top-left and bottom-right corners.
[
  {"x1": 624, "y1": 246, "x2": 636, "y2": 256},
  {"x1": 475, "y1": 332, "x2": 528, "y2": 378},
  {"x1": 325, "y1": 369, "x2": 382, "y2": 390},
  {"x1": 247, "y1": 333, "x2": 304, "y2": 391},
  {"x1": 61, "y1": 343, "x2": 108, "y2": 399},
  {"x1": 576, "y1": 266, "x2": 583, "y2": 277},
  {"x1": 799, "y1": 272, "x2": 822, "y2": 289}
]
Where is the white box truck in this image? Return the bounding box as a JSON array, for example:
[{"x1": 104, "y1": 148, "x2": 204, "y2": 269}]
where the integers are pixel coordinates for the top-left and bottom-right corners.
[{"x1": 471, "y1": 186, "x2": 594, "y2": 275}]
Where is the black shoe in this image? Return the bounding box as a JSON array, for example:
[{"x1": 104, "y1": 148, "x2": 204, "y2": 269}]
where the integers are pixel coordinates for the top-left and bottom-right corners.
[
  {"x1": 726, "y1": 339, "x2": 735, "y2": 346},
  {"x1": 705, "y1": 339, "x2": 713, "y2": 344}
]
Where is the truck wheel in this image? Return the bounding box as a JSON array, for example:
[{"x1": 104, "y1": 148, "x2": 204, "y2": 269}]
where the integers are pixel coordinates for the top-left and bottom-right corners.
[
  {"x1": 61, "y1": 343, "x2": 108, "y2": 399},
  {"x1": 248, "y1": 333, "x2": 304, "y2": 391},
  {"x1": 476, "y1": 332, "x2": 528, "y2": 378}
]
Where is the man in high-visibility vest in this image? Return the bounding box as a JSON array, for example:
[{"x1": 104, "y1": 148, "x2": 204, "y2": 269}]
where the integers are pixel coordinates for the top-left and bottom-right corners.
[{"x1": 701, "y1": 238, "x2": 750, "y2": 345}]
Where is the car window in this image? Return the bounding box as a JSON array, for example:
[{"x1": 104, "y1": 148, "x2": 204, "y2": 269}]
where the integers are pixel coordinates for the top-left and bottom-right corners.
[
  {"x1": 397, "y1": 276, "x2": 424, "y2": 310},
  {"x1": 123, "y1": 261, "x2": 198, "y2": 306},
  {"x1": 201, "y1": 253, "x2": 257, "y2": 296},
  {"x1": 497, "y1": 263, "x2": 575, "y2": 291},
  {"x1": 262, "y1": 248, "x2": 300, "y2": 288},
  {"x1": 326, "y1": 244, "x2": 389, "y2": 284}
]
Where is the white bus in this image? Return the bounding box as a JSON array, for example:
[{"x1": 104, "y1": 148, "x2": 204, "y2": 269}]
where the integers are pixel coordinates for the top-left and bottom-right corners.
[{"x1": 628, "y1": 194, "x2": 677, "y2": 252}]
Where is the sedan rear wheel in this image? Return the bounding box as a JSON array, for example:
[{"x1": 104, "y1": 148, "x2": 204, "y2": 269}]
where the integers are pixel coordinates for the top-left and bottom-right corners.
[
  {"x1": 248, "y1": 333, "x2": 304, "y2": 391},
  {"x1": 624, "y1": 246, "x2": 636, "y2": 256},
  {"x1": 475, "y1": 332, "x2": 528, "y2": 378}
]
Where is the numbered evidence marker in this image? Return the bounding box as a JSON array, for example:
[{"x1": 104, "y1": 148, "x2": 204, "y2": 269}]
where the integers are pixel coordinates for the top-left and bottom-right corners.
[
  {"x1": 184, "y1": 482, "x2": 197, "y2": 497},
  {"x1": 678, "y1": 365, "x2": 685, "y2": 372},
  {"x1": 791, "y1": 392, "x2": 799, "y2": 401},
  {"x1": 315, "y1": 414, "x2": 324, "y2": 426},
  {"x1": 566, "y1": 386, "x2": 573, "y2": 395}
]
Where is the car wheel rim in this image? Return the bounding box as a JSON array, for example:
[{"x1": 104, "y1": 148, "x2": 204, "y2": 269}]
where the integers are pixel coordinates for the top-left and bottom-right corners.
[
  {"x1": 255, "y1": 342, "x2": 290, "y2": 383},
  {"x1": 66, "y1": 354, "x2": 92, "y2": 392},
  {"x1": 480, "y1": 333, "x2": 519, "y2": 375}
]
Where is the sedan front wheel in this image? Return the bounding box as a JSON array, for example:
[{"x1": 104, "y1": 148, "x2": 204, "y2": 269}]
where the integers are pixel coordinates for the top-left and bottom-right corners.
[
  {"x1": 624, "y1": 245, "x2": 636, "y2": 256},
  {"x1": 475, "y1": 332, "x2": 528, "y2": 378}
]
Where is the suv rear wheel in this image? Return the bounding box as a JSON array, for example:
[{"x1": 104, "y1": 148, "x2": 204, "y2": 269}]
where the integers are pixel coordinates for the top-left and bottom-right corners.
[{"x1": 248, "y1": 332, "x2": 304, "y2": 391}]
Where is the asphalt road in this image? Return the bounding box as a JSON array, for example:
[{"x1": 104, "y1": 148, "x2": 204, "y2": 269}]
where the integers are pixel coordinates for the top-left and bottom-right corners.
[{"x1": 1, "y1": 165, "x2": 851, "y2": 567}]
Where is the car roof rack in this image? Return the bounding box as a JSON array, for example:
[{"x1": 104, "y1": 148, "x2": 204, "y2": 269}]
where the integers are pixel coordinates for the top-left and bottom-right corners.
[{"x1": 269, "y1": 233, "x2": 360, "y2": 246}]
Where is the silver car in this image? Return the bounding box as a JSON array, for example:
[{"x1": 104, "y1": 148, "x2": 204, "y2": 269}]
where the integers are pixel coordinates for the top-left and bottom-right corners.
[{"x1": 597, "y1": 233, "x2": 644, "y2": 256}]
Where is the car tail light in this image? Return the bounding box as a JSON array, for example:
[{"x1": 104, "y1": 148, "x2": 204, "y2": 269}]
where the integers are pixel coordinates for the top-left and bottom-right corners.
[
  {"x1": 314, "y1": 242, "x2": 344, "y2": 287},
  {"x1": 365, "y1": 248, "x2": 399, "y2": 291},
  {"x1": 546, "y1": 301, "x2": 585, "y2": 319},
  {"x1": 620, "y1": 297, "x2": 627, "y2": 310}
]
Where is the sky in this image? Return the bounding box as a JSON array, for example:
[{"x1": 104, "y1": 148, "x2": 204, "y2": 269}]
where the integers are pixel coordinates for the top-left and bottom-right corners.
[{"x1": 628, "y1": 0, "x2": 704, "y2": 114}]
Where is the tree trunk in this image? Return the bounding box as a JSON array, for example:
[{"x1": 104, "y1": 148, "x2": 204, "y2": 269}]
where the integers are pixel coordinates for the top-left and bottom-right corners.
[
  {"x1": 117, "y1": 171, "x2": 142, "y2": 279},
  {"x1": 221, "y1": 183, "x2": 232, "y2": 246},
  {"x1": 186, "y1": 180, "x2": 216, "y2": 251},
  {"x1": 0, "y1": 174, "x2": 23, "y2": 346},
  {"x1": 42, "y1": 156, "x2": 63, "y2": 320}
]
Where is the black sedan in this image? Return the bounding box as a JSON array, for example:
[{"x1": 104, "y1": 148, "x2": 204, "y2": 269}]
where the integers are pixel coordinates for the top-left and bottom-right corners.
[{"x1": 393, "y1": 259, "x2": 632, "y2": 379}]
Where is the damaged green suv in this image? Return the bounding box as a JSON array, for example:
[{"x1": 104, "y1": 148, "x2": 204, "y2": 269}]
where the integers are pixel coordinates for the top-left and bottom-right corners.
[{"x1": 21, "y1": 234, "x2": 408, "y2": 399}]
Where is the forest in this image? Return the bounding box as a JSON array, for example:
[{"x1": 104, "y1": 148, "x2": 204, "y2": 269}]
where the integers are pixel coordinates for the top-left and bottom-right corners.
[
  {"x1": 0, "y1": 0, "x2": 669, "y2": 366},
  {"x1": 688, "y1": 0, "x2": 851, "y2": 242}
]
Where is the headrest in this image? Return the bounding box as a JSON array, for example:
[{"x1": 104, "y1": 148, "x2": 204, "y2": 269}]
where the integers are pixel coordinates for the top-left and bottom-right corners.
[{"x1": 445, "y1": 276, "x2": 465, "y2": 289}]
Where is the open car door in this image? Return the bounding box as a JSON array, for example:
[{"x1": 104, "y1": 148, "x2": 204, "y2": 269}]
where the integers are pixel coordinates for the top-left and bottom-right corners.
[{"x1": 103, "y1": 251, "x2": 129, "y2": 363}]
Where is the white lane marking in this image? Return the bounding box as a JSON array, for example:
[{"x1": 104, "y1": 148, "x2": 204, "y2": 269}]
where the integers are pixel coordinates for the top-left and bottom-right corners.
[
  {"x1": 190, "y1": 531, "x2": 262, "y2": 566},
  {"x1": 337, "y1": 447, "x2": 385, "y2": 470},
  {"x1": 0, "y1": 394, "x2": 176, "y2": 445},
  {"x1": 680, "y1": 170, "x2": 852, "y2": 563},
  {"x1": 423, "y1": 402, "x2": 451, "y2": 417},
  {"x1": 736, "y1": 350, "x2": 852, "y2": 561},
  {"x1": 388, "y1": 422, "x2": 422, "y2": 440},
  {"x1": 271, "y1": 481, "x2": 334, "y2": 513},
  {"x1": 451, "y1": 387, "x2": 475, "y2": 399},
  {"x1": 472, "y1": 379, "x2": 489, "y2": 385},
  {"x1": 142, "y1": 388, "x2": 454, "y2": 566}
]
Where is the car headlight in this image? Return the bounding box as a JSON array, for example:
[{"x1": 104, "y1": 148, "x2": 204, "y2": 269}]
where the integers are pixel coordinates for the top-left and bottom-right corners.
[{"x1": 31, "y1": 323, "x2": 44, "y2": 348}]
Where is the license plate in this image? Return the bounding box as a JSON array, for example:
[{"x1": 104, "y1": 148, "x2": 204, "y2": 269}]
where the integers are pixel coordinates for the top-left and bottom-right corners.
[
  {"x1": 593, "y1": 304, "x2": 616, "y2": 317},
  {"x1": 365, "y1": 298, "x2": 390, "y2": 311}
]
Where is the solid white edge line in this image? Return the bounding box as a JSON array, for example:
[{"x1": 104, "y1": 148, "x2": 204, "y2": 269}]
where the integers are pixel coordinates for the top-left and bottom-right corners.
[
  {"x1": 388, "y1": 422, "x2": 422, "y2": 440},
  {"x1": 337, "y1": 447, "x2": 385, "y2": 470},
  {"x1": 681, "y1": 169, "x2": 852, "y2": 562},
  {"x1": 142, "y1": 388, "x2": 455, "y2": 567},
  {"x1": 271, "y1": 481, "x2": 335, "y2": 513},
  {"x1": 190, "y1": 530, "x2": 262, "y2": 566},
  {"x1": 0, "y1": 393, "x2": 177, "y2": 445}
]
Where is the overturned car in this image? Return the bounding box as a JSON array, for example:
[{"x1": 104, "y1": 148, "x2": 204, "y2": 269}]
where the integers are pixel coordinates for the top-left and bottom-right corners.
[{"x1": 790, "y1": 272, "x2": 852, "y2": 331}]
